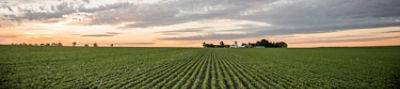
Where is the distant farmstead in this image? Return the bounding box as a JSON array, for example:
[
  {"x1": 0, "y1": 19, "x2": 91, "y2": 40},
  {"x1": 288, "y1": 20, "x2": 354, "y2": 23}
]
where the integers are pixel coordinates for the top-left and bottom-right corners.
[
  {"x1": 230, "y1": 41, "x2": 239, "y2": 48},
  {"x1": 202, "y1": 39, "x2": 288, "y2": 48}
]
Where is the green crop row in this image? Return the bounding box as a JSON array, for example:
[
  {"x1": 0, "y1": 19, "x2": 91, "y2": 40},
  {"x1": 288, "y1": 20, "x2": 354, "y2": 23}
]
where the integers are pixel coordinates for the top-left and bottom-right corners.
[{"x1": 1, "y1": 46, "x2": 399, "y2": 88}]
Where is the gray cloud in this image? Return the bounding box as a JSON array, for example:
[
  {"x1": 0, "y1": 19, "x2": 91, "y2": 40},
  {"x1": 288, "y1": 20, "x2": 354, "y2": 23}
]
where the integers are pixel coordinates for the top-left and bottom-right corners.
[
  {"x1": 4, "y1": 1, "x2": 133, "y2": 21},
  {"x1": 127, "y1": 0, "x2": 399, "y2": 30},
  {"x1": 160, "y1": 33, "x2": 247, "y2": 40},
  {"x1": 1, "y1": 0, "x2": 400, "y2": 41},
  {"x1": 157, "y1": 0, "x2": 400, "y2": 40},
  {"x1": 7, "y1": 6, "x2": 12, "y2": 11},
  {"x1": 159, "y1": 20, "x2": 400, "y2": 41},
  {"x1": 95, "y1": 0, "x2": 267, "y2": 28},
  {"x1": 155, "y1": 27, "x2": 210, "y2": 35},
  {"x1": 291, "y1": 36, "x2": 400, "y2": 44},
  {"x1": 382, "y1": 30, "x2": 400, "y2": 33},
  {"x1": 82, "y1": 0, "x2": 90, "y2": 3},
  {"x1": 81, "y1": 32, "x2": 120, "y2": 37}
]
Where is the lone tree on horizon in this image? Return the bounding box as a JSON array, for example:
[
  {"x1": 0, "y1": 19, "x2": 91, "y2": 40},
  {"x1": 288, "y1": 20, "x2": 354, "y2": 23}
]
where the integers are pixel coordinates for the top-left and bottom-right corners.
[
  {"x1": 72, "y1": 42, "x2": 77, "y2": 47},
  {"x1": 220, "y1": 41, "x2": 224, "y2": 46},
  {"x1": 203, "y1": 42, "x2": 206, "y2": 48},
  {"x1": 93, "y1": 43, "x2": 98, "y2": 47},
  {"x1": 51, "y1": 43, "x2": 57, "y2": 46},
  {"x1": 57, "y1": 42, "x2": 63, "y2": 46}
]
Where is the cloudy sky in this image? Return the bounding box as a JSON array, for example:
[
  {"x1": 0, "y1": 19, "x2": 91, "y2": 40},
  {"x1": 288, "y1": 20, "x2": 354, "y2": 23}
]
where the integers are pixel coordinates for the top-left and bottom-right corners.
[{"x1": 0, "y1": 0, "x2": 399, "y2": 47}]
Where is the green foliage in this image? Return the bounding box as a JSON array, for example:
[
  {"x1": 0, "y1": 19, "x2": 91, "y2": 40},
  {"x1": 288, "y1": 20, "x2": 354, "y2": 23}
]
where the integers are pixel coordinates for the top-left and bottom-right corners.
[
  {"x1": 219, "y1": 41, "x2": 224, "y2": 47},
  {"x1": 255, "y1": 39, "x2": 288, "y2": 48},
  {"x1": 0, "y1": 45, "x2": 399, "y2": 88}
]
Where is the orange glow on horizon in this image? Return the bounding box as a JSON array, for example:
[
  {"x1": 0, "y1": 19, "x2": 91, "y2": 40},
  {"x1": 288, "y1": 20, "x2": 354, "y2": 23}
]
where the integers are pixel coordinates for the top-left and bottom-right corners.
[{"x1": 1, "y1": 20, "x2": 400, "y2": 48}]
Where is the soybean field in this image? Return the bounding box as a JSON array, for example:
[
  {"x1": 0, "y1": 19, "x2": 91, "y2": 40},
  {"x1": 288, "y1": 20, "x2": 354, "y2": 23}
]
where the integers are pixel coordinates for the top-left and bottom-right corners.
[{"x1": 1, "y1": 46, "x2": 399, "y2": 89}]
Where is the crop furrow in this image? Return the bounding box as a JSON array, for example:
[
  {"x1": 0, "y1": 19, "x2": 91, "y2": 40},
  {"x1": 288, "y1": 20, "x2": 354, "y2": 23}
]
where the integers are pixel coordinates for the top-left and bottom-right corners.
[
  {"x1": 198, "y1": 52, "x2": 212, "y2": 89},
  {"x1": 219, "y1": 55, "x2": 243, "y2": 89},
  {"x1": 122, "y1": 56, "x2": 198, "y2": 89},
  {"x1": 169, "y1": 53, "x2": 207, "y2": 89},
  {"x1": 181, "y1": 52, "x2": 209, "y2": 89},
  {"x1": 221, "y1": 55, "x2": 255, "y2": 89},
  {"x1": 146, "y1": 54, "x2": 205, "y2": 89},
  {"x1": 110, "y1": 57, "x2": 193, "y2": 89},
  {"x1": 228, "y1": 55, "x2": 295, "y2": 88},
  {"x1": 211, "y1": 53, "x2": 220, "y2": 89},
  {"x1": 190, "y1": 52, "x2": 210, "y2": 89},
  {"x1": 215, "y1": 55, "x2": 230, "y2": 89}
]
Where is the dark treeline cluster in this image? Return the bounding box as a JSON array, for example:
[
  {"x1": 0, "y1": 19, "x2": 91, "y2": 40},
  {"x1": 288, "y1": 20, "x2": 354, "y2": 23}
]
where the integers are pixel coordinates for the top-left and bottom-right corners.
[
  {"x1": 202, "y1": 43, "x2": 218, "y2": 48},
  {"x1": 203, "y1": 39, "x2": 288, "y2": 48},
  {"x1": 10, "y1": 42, "x2": 115, "y2": 47},
  {"x1": 254, "y1": 39, "x2": 288, "y2": 48},
  {"x1": 11, "y1": 42, "x2": 63, "y2": 46}
]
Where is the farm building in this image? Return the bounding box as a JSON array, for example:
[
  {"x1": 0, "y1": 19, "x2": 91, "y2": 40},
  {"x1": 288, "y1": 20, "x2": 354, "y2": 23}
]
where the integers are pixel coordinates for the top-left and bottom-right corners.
[{"x1": 230, "y1": 41, "x2": 239, "y2": 48}]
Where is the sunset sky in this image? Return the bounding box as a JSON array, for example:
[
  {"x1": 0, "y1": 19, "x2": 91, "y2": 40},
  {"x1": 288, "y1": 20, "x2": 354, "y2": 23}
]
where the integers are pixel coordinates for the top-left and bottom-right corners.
[{"x1": 1, "y1": 0, "x2": 400, "y2": 47}]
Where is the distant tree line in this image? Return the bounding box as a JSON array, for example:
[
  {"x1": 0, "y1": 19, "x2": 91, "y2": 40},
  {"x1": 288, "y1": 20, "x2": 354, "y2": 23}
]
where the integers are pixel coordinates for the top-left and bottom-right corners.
[
  {"x1": 10, "y1": 42, "x2": 64, "y2": 46},
  {"x1": 203, "y1": 39, "x2": 288, "y2": 48},
  {"x1": 10, "y1": 42, "x2": 115, "y2": 47},
  {"x1": 202, "y1": 42, "x2": 217, "y2": 48},
  {"x1": 254, "y1": 39, "x2": 287, "y2": 48}
]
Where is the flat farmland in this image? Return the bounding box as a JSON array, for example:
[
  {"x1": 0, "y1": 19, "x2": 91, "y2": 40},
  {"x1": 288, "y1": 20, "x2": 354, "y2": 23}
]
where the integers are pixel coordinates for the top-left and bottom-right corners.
[{"x1": 0, "y1": 46, "x2": 399, "y2": 88}]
